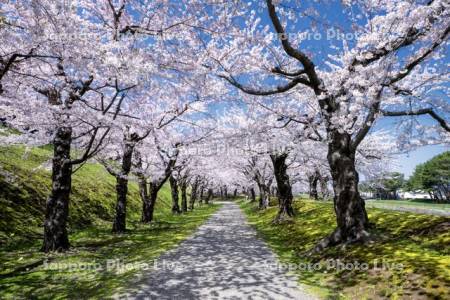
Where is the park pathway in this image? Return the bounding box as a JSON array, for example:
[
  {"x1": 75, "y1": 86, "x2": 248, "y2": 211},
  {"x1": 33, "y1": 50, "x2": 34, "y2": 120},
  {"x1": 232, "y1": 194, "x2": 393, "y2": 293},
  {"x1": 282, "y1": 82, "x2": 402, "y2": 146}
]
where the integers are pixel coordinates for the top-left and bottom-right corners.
[{"x1": 119, "y1": 202, "x2": 315, "y2": 300}]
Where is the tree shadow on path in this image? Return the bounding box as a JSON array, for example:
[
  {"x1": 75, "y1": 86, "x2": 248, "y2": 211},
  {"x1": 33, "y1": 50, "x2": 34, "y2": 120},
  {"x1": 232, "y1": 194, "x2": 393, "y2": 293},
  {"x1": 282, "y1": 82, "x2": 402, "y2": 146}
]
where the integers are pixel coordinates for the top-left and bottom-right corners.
[{"x1": 119, "y1": 202, "x2": 315, "y2": 300}]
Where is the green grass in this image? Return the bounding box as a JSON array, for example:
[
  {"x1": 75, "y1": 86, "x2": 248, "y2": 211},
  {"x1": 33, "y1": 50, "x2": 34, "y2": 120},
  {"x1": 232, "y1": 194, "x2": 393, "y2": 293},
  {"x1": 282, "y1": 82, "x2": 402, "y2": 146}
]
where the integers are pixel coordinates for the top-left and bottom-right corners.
[
  {"x1": 0, "y1": 145, "x2": 221, "y2": 298},
  {"x1": 0, "y1": 145, "x2": 143, "y2": 245},
  {"x1": 365, "y1": 199, "x2": 450, "y2": 211},
  {"x1": 0, "y1": 204, "x2": 220, "y2": 299},
  {"x1": 240, "y1": 199, "x2": 450, "y2": 299}
]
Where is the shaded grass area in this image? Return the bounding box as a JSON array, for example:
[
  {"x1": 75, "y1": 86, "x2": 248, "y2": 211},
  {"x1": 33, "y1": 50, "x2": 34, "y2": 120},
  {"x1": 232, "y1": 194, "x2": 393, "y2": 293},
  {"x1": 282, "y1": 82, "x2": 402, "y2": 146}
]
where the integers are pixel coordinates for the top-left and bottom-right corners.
[
  {"x1": 0, "y1": 145, "x2": 221, "y2": 298},
  {"x1": 240, "y1": 199, "x2": 450, "y2": 299}
]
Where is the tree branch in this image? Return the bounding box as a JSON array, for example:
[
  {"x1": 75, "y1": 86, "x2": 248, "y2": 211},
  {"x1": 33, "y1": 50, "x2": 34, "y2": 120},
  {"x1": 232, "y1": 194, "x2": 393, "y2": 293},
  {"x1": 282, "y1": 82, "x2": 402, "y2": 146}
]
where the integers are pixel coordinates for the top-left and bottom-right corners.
[
  {"x1": 387, "y1": 25, "x2": 450, "y2": 85},
  {"x1": 381, "y1": 108, "x2": 450, "y2": 132},
  {"x1": 266, "y1": 0, "x2": 322, "y2": 92},
  {"x1": 219, "y1": 74, "x2": 310, "y2": 96},
  {"x1": 271, "y1": 66, "x2": 306, "y2": 77},
  {"x1": 350, "y1": 0, "x2": 442, "y2": 68}
]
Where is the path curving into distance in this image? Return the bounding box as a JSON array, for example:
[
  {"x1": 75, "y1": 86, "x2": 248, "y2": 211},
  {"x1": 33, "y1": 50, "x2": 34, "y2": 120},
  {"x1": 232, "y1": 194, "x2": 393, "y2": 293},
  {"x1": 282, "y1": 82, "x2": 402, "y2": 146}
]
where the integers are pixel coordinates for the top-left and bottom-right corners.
[{"x1": 118, "y1": 202, "x2": 315, "y2": 300}]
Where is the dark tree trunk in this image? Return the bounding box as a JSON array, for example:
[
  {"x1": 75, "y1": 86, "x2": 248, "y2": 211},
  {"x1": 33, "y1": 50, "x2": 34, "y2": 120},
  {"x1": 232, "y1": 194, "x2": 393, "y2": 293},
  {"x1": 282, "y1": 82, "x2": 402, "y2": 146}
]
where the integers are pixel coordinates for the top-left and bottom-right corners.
[
  {"x1": 250, "y1": 187, "x2": 256, "y2": 202},
  {"x1": 309, "y1": 172, "x2": 319, "y2": 200},
  {"x1": 138, "y1": 173, "x2": 148, "y2": 221},
  {"x1": 206, "y1": 188, "x2": 213, "y2": 204},
  {"x1": 180, "y1": 180, "x2": 188, "y2": 212},
  {"x1": 314, "y1": 132, "x2": 370, "y2": 252},
  {"x1": 170, "y1": 175, "x2": 181, "y2": 214},
  {"x1": 233, "y1": 188, "x2": 237, "y2": 198},
  {"x1": 190, "y1": 179, "x2": 199, "y2": 210},
  {"x1": 199, "y1": 186, "x2": 204, "y2": 205},
  {"x1": 112, "y1": 142, "x2": 135, "y2": 233},
  {"x1": 428, "y1": 191, "x2": 434, "y2": 202},
  {"x1": 136, "y1": 166, "x2": 151, "y2": 223},
  {"x1": 319, "y1": 176, "x2": 329, "y2": 200},
  {"x1": 113, "y1": 176, "x2": 128, "y2": 232},
  {"x1": 141, "y1": 196, "x2": 151, "y2": 223},
  {"x1": 258, "y1": 184, "x2": 269, "y2": 209},
  {"x1": 142, "y1": 184, "x2": 158, "y2": 223},
  {"x1": 224, "y1": 186, "x2": 228, "y2": 199},
  {"x1": 270, "y1": 153, "x2": 295, "y2": 222},
  {"x1": 42, "y1": 126, "x2": 72, "y2": 252}
]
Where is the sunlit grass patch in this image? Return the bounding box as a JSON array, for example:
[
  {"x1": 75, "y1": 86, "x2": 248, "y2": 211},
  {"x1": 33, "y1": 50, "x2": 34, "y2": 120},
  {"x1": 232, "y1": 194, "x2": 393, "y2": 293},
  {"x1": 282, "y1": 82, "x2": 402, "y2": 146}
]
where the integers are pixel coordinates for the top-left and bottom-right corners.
[
  {"x1": 240, "y1": 199, "x2": 450, "y2": 299},
  {"x1": 0, "y1": 204, "x2": 220, "y2": 299},
  {"x1": 0, "y1": 144, "x2": 220, "y2": 298}
]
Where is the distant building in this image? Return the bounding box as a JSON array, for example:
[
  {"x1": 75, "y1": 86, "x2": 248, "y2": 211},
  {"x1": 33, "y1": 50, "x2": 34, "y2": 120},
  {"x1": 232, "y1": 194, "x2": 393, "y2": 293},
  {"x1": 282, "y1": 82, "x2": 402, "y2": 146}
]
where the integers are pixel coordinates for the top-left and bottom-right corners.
[
  {"x1": 398, "y1": 190, "x2": 431, "y2": 200},
  {"x1": 361, "y1": 190, "x2": 431, "y2": 200}
]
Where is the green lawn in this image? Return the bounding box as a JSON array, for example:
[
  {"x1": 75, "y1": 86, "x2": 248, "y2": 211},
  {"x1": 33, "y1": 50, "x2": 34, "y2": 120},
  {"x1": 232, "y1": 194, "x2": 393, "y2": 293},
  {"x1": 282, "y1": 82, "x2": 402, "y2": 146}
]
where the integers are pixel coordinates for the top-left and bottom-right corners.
[
  {"x1": 0, "y1": 145, "x2": 143, "y2": 245},
  {"x1": 0, "y1": 145, "x2": 221, "y2": 298},
  {"x1": 0, "y1": 204, "x2": 220, "y2": 299},
  {"x1": 240, "y1": 199, "x2": 450, "y2": 299},
  {"x1": 365, "y1": 199, "x2": 450, "y2": 212}
]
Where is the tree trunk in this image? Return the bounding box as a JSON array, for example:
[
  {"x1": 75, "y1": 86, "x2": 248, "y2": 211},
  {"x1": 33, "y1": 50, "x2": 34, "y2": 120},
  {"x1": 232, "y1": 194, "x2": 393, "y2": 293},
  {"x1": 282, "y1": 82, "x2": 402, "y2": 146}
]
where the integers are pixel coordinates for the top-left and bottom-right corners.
[
  {"x1": 314, "y1": 132, "x2": 369, "y2": 252},
  {"x1": 319, "y1": 176, "x2": 329, "y2": 200},
  {"x1": 42, "y1": 126, "x2": 72, "y2": 252},
  {"x1": 180, "y1": 180, "x2": 188, "y2": 212},
  {"x1": 233, "y1": 188, "x2": 237, "y2": 198},
  {"x1": 428, "y1": 191, "x2": 434, "y2": 202},
  {"x1": 250, "y1": 187, "x2": 256, "y2": 202},
  {"x1": 206, "y1": 188, "x2": 213, "y2": 204},
  {"x1": 270, "y1": 153, "x2": 295, "y2": 222},
  {"x1": 142, "y1": 183, "x2": 158, "y2": 223},
  {"x1": 170, "y1": 175, "x2": 181, "y2": 214},
  {"x1": 258, "y1": 184, "x2": 269, "y2": 209},
  {"x1": 309, "y1": 172, "x2": 319, "y2": 200},
  {"x1": 224, "y1": 186, "x2": 228, "y2": 199},
  {"x1": 190, "y1": 179, "x2": 199, "y2": 210},
  {"x1": 112, "y1": 142, "x2": 135, "y2": 233},
  {"x1": 199, "y1": 186, "x2": 204, "y2": 205}
]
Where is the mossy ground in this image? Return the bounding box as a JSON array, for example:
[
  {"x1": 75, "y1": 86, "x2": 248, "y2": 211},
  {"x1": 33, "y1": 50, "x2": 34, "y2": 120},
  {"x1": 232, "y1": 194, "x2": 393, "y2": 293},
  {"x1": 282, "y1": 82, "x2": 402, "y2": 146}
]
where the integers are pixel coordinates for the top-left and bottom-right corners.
[
  {"x1": 240, "y1": 199, "x2": 450, "y2": 300},
  {"x1": 0, "y1": 145, "x2": 220, "y2": 299}
]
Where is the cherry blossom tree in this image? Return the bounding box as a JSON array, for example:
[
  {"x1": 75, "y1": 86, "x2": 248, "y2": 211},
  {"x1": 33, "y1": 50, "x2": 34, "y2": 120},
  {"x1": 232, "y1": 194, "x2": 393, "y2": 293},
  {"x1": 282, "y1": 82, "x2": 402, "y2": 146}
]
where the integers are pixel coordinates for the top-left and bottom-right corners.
[
  {"x1": 0, "y1": 0, "x2": 142, "y2": 251},
  {"x1": 207, "y1": 0, "x2": 449, "y2": 248}
]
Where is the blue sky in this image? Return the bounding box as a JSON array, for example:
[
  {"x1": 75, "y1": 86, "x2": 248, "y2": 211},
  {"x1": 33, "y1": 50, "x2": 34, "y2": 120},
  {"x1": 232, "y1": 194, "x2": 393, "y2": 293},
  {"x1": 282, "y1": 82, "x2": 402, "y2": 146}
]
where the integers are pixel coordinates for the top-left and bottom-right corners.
[
  {"x1": 394, "y1": 144, "x2": 448, "y2": 178},
  {"x1": 246, "y1": 1, "x2": 449, "y2": 178}
]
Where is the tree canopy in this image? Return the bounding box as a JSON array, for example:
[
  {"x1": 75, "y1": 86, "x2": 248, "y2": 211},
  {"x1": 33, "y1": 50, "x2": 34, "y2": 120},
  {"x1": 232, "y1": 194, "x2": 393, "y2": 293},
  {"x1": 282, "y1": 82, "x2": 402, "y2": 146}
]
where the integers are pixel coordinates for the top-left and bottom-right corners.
[{"x1": 407, "y1": 152, "x2": 450, "y2": 202}]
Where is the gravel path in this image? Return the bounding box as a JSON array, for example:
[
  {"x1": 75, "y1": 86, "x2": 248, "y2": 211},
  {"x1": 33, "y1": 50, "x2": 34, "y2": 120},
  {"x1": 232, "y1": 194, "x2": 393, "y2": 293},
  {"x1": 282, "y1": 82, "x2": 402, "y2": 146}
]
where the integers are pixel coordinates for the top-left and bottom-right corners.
[{"x1": 118, "y1": 202, "x2": 315, "y2": 300}]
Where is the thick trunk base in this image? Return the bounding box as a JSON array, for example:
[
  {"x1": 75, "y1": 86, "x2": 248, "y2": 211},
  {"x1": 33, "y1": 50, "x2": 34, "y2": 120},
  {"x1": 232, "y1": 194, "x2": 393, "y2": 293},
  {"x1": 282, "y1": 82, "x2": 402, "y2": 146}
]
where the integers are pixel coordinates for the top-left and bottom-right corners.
[
  {"x1": 312, "y1": 225, "x2": 372, "y2": 254},
  {"x1": 112, "y1": 177, "x2": 128, "y2": 233},
  {"x1": 42, "y1": 126, "x2": 72, "y2": 252},
  {"x1": 112, "y1": 142, "x2": 135, "y2": 233},
  {"x1": 270, "y1": 153, "x2": 295, "y2": 224},
  {"x1": 311, "y1": 132, "x2": 370, "y2": 252},
  {"x1": 273, "y1": 206, "x2": 295, "y2": 224}
]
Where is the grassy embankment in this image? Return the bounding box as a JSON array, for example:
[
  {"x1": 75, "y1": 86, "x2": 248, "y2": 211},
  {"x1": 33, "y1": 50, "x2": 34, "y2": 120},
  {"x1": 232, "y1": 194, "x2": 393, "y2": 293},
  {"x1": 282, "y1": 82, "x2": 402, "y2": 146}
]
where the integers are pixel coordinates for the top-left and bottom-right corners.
[
  {"x1": 0, "y1": 145, "x2": 220, "y2": 299},
  {"x1": 240, "y1": 199, "x2": 449, "y2": 299}
]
